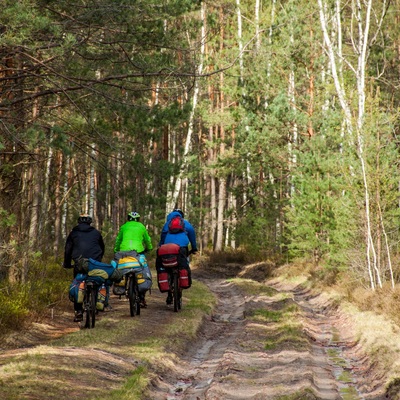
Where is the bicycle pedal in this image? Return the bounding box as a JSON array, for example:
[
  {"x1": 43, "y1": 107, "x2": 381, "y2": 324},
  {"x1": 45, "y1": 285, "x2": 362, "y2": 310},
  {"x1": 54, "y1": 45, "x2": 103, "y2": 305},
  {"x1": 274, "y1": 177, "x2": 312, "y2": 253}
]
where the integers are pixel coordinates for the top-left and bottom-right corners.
[{"x1": 74, "y1": 313, "x2": 83, "y2": 322}]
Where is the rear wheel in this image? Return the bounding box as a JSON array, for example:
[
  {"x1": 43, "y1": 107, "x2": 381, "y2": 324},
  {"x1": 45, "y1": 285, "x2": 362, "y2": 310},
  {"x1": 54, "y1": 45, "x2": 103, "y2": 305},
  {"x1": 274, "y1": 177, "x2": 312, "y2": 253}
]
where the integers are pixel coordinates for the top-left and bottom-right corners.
[
  {"x1": 128, "y1": 275, "x2": 137, "y2": 317},
  {"x1": 83, "y1": 284, "x2": 96, "y2": 329},
  {"x1": 90, "y1": 286, "x2": 96, "y2": 328},
  {"x1": 178, "y1": 288, "x2": 182, "y2": 310},
  {"x1": 173, "y1": 273, "x2": 180, "y2": 312},
  {"x1": 136, "y1": 290, "x2": 141, "y2": 316},
  {"x1": 84, "y1": 296, "x2": 90, "y2": 329}
]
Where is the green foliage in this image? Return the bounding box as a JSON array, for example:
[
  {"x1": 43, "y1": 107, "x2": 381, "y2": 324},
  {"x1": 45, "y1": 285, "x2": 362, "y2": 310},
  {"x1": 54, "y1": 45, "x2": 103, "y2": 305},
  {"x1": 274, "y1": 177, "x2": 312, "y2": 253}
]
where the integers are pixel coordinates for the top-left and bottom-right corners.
[
  {"x1": 251, "y1": 309, "x2": 282, "y2": 323},
  {"x1": 234, "y1": 205, "x2": 282, "y2": 259},
  {"x1": 0, "y1": 208, "x2": 16, "y2": 228},
  {"x1": 0, "y1": 260, "x2": 70, "y2": 335},
  {"x1": 0, "y1": 286, "x2": 30, "y2": 331},
  {"x1": 284, "y1": 133, "x2": 359, "y2": 268},
  {"x1": 1, "y1": 0, "x2": 400, "y2": 293},
  {"x1": 102, "y1": 366, "x2": 149, "y2": 400}
]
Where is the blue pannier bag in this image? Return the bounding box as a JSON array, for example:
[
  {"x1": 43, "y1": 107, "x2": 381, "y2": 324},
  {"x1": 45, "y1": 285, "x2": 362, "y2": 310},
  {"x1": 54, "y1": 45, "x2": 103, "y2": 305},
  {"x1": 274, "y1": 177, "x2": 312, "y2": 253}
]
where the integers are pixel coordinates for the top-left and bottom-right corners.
[
  {"x1": 69, "y1": 273, "x2": 86, "y2": 303},
  {"x1": 87, "y1": 258, "x2": 122, "y2": 284},
  {"x1": 136, "y1": 264, "x2": 152, "y2": 293}
]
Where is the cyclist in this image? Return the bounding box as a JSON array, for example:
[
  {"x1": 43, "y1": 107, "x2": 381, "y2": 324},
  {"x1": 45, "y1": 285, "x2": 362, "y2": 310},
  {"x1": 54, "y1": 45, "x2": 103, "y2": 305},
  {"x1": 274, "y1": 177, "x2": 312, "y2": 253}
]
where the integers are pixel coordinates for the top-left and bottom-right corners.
[
  {"x1": 114, "y1": 211, "x2": 153, "y2": 307},
  {"x1": 63, "y1": 214, "x2": 105, "y2": 322},
  {"x1": 158, "y1": 208, "x2": 198, "y2": 305}
]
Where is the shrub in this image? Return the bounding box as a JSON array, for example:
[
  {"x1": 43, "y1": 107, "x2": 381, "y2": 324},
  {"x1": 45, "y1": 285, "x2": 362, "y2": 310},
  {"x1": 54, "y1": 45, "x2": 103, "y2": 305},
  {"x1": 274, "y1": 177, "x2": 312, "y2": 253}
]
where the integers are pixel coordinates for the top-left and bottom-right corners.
[{"x1": 0, "y1": 259, "x2": 71, "y2": 335}]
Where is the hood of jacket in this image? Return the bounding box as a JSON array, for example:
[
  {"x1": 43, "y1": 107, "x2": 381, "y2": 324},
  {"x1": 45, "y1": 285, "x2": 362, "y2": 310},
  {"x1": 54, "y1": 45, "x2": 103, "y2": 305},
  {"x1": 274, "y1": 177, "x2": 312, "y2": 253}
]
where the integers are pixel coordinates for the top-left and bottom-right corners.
[
  {"x1": 166, "y1": 211, "x2": 184, "y2": 223},
  {"x1": 73, "y1": 223, "x2": 95, "y2": 233}
]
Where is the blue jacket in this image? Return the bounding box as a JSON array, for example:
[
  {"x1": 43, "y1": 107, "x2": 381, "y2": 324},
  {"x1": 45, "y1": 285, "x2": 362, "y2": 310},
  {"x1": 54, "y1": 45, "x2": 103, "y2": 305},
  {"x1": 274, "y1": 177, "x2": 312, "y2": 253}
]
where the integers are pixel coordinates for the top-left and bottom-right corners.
[{"x1": 159, "y1": 211, "x2": 198, "y2": 251}]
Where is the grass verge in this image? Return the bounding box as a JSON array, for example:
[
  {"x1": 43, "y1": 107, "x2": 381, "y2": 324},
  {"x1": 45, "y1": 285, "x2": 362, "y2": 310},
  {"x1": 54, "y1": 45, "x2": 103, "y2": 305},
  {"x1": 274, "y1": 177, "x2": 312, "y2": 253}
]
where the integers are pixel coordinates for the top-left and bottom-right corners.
[{"x1": 0, "y1": 279, "x2": 215, "y2": 400}]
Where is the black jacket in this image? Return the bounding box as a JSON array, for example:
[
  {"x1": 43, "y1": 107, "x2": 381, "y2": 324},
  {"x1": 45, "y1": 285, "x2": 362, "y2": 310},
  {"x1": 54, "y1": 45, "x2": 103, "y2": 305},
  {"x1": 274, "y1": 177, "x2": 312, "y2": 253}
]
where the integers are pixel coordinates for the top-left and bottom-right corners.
[{"x1": 63, "y1": 223, "x2": 105, "y2": 268}]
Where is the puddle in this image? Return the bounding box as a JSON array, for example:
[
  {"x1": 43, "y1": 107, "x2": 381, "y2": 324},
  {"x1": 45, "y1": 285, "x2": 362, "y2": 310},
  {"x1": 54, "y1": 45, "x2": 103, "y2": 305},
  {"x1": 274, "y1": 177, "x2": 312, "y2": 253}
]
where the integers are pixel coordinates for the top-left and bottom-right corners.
[
  {"x1": 167, "y1": 379, "x2": 193, "y2": 399},
  {"x1": 327, "y1": 327, "x2": 363, "y2": 400}
]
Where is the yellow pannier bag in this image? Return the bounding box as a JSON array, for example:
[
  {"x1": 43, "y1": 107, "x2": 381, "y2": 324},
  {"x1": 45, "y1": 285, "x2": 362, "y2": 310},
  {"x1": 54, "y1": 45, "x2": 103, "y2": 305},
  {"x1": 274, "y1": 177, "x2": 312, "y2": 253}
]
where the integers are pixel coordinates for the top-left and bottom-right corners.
[{"x1": 117, "y1": 256, "x2": 141, "y2": 271}]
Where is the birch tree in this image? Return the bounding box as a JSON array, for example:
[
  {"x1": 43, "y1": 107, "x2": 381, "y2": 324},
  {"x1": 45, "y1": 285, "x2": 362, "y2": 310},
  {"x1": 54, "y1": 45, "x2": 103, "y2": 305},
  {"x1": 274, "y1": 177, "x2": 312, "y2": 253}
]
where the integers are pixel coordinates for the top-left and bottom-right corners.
[
  {"x1": 166, "y1": 2, "x2": 206, "y2": 214},
  {"x1": 317, "y1": 0, "x2": 390, "y2": 289}
]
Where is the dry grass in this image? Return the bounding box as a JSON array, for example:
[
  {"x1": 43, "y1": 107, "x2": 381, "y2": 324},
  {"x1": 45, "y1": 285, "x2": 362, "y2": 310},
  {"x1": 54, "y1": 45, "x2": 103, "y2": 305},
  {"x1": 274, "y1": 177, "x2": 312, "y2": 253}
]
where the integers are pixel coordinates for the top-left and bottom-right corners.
[
  {"x1": 275, "y1": 261, "x2": 400, "y2": 393},
  {"x1": 199, "y1": 249, "x2": 278, "y2": 283},
  {"x1": 0, "y1": 279, "x2": 214, "y2": 400}
]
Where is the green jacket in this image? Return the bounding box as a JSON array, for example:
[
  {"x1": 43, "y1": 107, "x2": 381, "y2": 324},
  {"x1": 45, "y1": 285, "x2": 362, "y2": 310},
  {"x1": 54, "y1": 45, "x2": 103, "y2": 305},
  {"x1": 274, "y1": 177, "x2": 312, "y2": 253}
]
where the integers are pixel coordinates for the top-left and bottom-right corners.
[{"x1": 114, "y1": 221, "x2": 153, "y2": 253}]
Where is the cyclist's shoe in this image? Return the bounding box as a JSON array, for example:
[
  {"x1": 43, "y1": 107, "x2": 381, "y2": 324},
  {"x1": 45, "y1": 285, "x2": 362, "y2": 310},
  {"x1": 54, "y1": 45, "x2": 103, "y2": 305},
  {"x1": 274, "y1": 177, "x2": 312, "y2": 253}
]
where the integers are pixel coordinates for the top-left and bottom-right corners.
[
  {"x1": 73, "y1": 312, "x2": 83, "y2": 322},
  {"x1": 104, "y1": 304, "x2": 113, "y2": 311},
  {"x1": 166, "y1": 294, "x2": 173, "y2": 305},
  {"x1": 140, "y1": 299, "x2": 147, "y2": 308}
]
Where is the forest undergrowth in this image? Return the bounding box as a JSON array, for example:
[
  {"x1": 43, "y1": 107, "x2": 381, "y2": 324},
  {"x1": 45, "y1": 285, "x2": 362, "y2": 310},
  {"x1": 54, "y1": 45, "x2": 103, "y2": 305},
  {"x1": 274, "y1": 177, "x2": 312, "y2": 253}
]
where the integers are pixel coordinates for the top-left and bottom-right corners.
[{"x1": 2, "y1": 250, "x2": 400, "y2": 340}]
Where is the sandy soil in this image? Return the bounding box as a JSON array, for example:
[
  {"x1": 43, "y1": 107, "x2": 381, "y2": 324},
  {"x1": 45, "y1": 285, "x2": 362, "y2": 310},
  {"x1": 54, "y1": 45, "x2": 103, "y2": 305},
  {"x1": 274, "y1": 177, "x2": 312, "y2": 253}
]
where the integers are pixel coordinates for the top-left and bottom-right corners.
[
  {"x1": 148, "y1": 265, "x2": 387, "y2": 400},
  {"x1": 0, "y1": 262, "x2": 391, "y2": 400}
]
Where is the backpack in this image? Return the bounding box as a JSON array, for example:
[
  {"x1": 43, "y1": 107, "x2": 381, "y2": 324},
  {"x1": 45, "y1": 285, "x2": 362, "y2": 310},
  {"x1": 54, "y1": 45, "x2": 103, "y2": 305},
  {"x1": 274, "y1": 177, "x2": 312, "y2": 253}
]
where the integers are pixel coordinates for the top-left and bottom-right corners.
[{"x1": 168, "y1": 215, "x2": 185, "y2": 234}]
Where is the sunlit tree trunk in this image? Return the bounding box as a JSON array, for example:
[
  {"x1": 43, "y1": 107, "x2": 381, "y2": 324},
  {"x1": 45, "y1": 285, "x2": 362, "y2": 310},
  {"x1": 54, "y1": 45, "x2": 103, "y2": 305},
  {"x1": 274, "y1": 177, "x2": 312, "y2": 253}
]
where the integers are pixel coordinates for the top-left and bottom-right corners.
[
  {"x1": 215, "y1": 7, "x2": 226, "y2": 251},
  {"x1": 166, "y1": 2, "x2": 206, "y2": 213},
  {"x1": 166, "y1": 2, "x2": 206, "y2": 214},
  {"x1": 53, "y1": 152, "x2": 63, "y2": 256},
  {"x1": 28, "y1": 150, "x2": 40, "y2": 248},
  {"x1": 288, "y1": 30, "x2": 298, "y2": 202},
  {"x1": 318, "y1": 0, "x2": 388, "y2": 289},
  {"x1": 209, "y1": 125, "x2": 217, "y2": 247}
]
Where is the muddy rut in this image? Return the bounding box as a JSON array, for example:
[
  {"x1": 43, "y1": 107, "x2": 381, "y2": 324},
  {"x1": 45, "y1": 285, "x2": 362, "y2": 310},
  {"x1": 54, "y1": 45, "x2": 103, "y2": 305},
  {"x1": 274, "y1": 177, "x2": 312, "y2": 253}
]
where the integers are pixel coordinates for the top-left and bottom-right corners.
[
  {"x1": 151, "y1": 273, "x2": 386, "y2": 400},
  {"x1": 0, "y1": 266, "x2": 389, "y2": 400}
]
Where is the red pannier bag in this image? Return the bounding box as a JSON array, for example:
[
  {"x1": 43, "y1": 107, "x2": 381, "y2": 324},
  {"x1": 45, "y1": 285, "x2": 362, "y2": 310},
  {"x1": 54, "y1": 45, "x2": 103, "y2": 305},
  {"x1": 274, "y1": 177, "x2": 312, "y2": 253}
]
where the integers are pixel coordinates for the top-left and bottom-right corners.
[
  {"x1": 158, "y1": 243, "x2": 181, "y2": 268},
  {"x1": 157, "y1": 271, "x2": 170, "y2": 292},
  {"x1": 179, "y1": 268, "x2": 190, "y2": 288}
]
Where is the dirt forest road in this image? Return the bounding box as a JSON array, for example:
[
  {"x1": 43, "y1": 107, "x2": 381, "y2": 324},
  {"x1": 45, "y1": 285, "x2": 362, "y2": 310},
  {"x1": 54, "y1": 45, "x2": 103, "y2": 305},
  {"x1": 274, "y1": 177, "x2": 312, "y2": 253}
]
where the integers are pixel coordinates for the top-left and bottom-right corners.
[
  {"x1": 150, "y1": 265, "x2": 386, "y2": 400},
  {"x1": 0, "y1": 262, "x2": 390, "y2": 400}
]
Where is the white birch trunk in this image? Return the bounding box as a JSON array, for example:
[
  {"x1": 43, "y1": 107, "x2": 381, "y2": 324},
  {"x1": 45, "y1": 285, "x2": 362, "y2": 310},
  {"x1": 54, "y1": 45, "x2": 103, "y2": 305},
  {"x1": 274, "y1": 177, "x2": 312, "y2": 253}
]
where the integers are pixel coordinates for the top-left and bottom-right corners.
[
  {"x1": 255, "y1": 0, "x2": 260, "y2": 51},
  {"x1": 89, "y1": 146, "x2": 96, "y2": 217},
  {"x1": 44, "y1": 146, "x2": 53, "y2": 214},
  {"x1": 61, "y1": 154, "x2": 69, "y2": 240},
  {"x1": 209, "y1": 126, "x2": 217, "y2": 245},
  {"x1": 318, "y1": 0, "x2": 387, "y2": 289},
  {"x1": 215, "y1": 177, "x2": 226, "y2": 251},
  {"x1": 288, "y1": 31, "x2": 297, "y2": 201},
  {"x1": 166, "y1": 2, "x2": 206, "y2": 214}
]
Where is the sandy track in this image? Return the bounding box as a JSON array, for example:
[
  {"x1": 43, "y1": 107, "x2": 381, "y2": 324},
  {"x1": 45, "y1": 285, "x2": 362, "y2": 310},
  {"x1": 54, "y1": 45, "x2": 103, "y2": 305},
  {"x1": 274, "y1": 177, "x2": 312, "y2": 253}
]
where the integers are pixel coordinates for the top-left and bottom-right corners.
[
  {"x1": 151, "y1": 272, "x2": 387, "y2": 400},
  {"x1": 0, "y1": 264, "x2": 389, "y2": 400}
]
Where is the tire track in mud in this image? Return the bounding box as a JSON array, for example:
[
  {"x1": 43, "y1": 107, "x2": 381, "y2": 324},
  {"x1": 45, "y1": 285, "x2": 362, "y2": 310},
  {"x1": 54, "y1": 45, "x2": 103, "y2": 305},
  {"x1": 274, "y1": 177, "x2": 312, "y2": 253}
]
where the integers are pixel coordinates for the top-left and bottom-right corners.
[
  {"x1": 160, "y1": 276, "x2": 386, "y2": 400},
  {"x1": 274, "y1": 283, "x2": 386, "y2": 400},
  {"x1": 165, "y1": 279, "x2": 246, "y2": 400}
]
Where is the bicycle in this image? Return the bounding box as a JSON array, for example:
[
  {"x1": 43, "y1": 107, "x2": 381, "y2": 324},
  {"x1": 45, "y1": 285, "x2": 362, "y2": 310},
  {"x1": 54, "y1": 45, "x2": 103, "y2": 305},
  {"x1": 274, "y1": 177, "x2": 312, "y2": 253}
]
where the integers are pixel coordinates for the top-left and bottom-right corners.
[
  {"x1": 166, "y1": 265, "x2": 181, "y2": 312},
  {"x1": 166, "y1": 249, "x2": 194, "y2": 313},
  {"x1": 120, "y1": 269, "x2": 141, "y2": 317},
  {"x1": 81, "y1": 279, "x2": 99, "y2": 329}
]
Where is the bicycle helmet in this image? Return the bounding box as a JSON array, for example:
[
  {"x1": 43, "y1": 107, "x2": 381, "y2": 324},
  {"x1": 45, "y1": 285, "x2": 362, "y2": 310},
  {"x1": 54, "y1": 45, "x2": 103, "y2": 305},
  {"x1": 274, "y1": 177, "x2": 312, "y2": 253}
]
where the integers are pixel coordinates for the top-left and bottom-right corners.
[
  {"x1": 173, "y1": 208, "x2": 184, "y2": 218},
  {"x1": 128, "y1": 211, "x2": 140, "y2": 221},
  {"x1": 78, "y1": 214, "x2": 92, "y2": 224}
]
